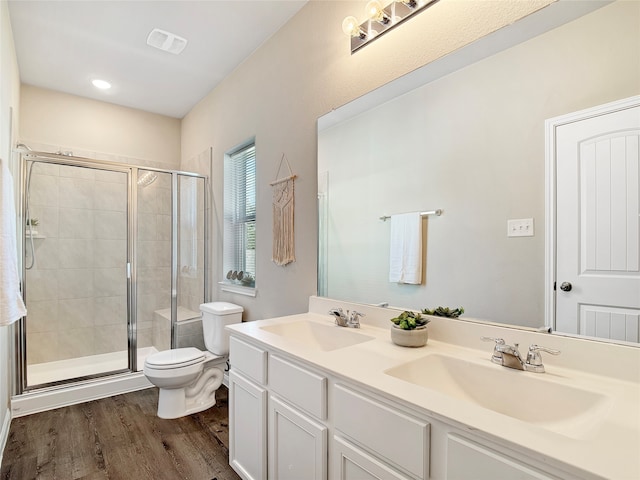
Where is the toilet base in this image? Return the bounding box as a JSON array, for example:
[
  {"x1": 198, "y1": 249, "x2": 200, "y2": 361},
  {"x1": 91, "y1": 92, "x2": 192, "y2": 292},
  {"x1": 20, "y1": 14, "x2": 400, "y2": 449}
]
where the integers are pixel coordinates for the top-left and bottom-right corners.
[{"x1": 156, "y1": 360, "x2": 225, "y2": 419}]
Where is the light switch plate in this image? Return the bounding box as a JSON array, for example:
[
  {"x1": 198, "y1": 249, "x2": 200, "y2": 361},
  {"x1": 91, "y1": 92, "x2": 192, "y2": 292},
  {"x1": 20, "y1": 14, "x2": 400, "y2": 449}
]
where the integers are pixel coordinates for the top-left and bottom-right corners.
[{"x1": 507, "y1": 218, "x2": 534, "y2": 237}]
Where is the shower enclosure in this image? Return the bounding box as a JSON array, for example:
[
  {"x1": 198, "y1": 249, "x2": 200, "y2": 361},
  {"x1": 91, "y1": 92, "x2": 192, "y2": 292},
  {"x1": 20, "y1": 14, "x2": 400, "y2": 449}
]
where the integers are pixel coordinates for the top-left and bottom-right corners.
[{"x1": 16, "y1": 150, "x2": 208, "y2": 393}]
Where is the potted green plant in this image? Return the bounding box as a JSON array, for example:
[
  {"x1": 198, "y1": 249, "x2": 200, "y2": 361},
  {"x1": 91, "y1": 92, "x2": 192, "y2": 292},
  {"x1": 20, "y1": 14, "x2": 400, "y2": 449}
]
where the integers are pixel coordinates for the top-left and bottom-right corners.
[
  {"x1": 389, "y1": 311, "x2": 430, "y2": 347},
  {"x1": 421, "y1": 306, "x2": 464, "y2": 318}
]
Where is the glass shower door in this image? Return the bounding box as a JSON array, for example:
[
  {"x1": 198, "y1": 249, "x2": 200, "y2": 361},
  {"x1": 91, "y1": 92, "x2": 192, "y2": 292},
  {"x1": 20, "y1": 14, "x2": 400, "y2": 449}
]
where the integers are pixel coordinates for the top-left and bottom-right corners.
[
  {"x1": 24, "y1": 161, "x2": 130, "y2": 387},
  {"x1": 136, "y1": 171, "x2": 207, "y2": 360},
  {"x1": 176, "y1": 174, "x2": 207, "y2": 348},
  {"x1": 136, "y1": 170, "x2": 172, "y2": 362}
]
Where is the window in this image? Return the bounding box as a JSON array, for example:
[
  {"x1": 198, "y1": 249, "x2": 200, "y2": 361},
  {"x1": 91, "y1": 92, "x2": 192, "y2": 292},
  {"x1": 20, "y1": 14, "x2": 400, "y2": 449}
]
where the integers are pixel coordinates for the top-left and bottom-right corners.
[{"x1": 223, "y1": 142, "x2": 256, "y2": 288}]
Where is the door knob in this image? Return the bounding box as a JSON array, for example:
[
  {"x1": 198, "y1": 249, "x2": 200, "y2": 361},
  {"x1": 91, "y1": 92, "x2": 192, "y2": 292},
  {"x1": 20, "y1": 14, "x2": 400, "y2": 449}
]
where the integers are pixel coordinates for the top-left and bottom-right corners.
[{"x1": 559, "y1": 282, "x2": 572, "y2": 292}]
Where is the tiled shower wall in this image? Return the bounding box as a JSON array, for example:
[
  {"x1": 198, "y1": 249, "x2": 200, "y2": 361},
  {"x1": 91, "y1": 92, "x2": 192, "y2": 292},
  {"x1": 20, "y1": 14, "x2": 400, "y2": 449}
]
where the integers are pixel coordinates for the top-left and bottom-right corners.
[{"x1": 26, "y1": 163, "x2": 129, "y2": 364}]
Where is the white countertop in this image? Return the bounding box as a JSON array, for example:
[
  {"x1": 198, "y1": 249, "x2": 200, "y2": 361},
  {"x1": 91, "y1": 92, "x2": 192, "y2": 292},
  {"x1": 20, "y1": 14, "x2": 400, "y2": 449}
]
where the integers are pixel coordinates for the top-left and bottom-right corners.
[{"x1": 227, "y1": 298, "x2": 640, "y2": 480}]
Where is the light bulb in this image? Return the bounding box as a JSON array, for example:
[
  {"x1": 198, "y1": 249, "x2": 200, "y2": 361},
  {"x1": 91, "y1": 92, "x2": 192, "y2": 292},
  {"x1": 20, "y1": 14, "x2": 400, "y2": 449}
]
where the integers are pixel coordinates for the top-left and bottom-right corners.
[
  {"x1": 342, "y1": 16, "x2": 361, "y2": 37},
  {"x1": 366, "y1": 0, "x2": 391, "y2": 24},
  {"x1": 365, "y1": 0, "x2": 384, "y2": 21}
]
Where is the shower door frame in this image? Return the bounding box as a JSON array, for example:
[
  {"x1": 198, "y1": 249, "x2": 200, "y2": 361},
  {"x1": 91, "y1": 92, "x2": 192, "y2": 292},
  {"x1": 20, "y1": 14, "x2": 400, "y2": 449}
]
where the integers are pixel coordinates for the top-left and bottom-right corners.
[{"x1": 15, "y1": 151, "x2": 209, "y2": 395}]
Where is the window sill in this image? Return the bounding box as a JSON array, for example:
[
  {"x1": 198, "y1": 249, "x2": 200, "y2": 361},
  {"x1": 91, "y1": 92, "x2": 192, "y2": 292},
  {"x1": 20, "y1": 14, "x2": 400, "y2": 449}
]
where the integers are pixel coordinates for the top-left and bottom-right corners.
[{"x1": 218, "y1": 282, "x2": 257, "y2": 297}]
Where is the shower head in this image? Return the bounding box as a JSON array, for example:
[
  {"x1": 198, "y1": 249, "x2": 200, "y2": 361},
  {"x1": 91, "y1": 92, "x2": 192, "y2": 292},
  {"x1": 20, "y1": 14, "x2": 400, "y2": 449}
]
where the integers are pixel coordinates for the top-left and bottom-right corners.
[{"x1": 137, "y1": 171, "x2": 158, "y2": 187}]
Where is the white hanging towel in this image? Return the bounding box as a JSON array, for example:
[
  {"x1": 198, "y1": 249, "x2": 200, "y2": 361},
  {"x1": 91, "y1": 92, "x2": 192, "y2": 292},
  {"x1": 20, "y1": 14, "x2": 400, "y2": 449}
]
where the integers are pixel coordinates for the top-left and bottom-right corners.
[
  {"x1": 388, "y1": 212, "x2": 423, "y2": 284},
  {"x1": 0, "y1": 158, "x2": 27, "y2": 326}
]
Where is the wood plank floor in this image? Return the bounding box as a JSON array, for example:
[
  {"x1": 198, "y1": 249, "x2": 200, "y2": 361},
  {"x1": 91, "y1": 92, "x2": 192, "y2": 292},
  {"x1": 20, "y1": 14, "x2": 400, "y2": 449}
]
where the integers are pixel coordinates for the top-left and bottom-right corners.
[{"x1": 1, "y1": 386, "x2": 241, "y2": 480}]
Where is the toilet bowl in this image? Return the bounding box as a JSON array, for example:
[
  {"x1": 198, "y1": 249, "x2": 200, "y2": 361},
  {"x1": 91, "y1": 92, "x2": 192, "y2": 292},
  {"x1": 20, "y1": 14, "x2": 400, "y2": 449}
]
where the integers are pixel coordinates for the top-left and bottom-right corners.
[{"x1": 143, "y1": 302, "x2": 243, "y2": 419}]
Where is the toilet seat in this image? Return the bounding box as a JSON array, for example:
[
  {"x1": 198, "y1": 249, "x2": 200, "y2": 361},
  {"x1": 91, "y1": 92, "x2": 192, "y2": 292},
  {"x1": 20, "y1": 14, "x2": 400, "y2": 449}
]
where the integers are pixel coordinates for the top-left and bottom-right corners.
[{"x1": 145, "y1": 347, "x2": 205, "y2": 370}]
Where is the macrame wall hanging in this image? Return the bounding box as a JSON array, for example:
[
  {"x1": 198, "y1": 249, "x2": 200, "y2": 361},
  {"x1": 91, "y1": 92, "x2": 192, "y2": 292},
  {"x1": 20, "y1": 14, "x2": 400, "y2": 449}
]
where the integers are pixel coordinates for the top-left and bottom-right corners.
[{"x1": 270, "y1": 154, "x2": 297, "y2": 266}]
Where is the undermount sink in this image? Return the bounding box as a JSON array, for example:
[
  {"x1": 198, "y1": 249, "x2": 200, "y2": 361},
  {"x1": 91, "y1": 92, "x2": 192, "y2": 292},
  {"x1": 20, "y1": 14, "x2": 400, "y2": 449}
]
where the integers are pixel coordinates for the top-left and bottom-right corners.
[
  {"x1": 260, "y1": 320, "x2": 375, "y2": 352},
  {"x1": 384, "y1": 353, "x2": 611, "y2": 438}
]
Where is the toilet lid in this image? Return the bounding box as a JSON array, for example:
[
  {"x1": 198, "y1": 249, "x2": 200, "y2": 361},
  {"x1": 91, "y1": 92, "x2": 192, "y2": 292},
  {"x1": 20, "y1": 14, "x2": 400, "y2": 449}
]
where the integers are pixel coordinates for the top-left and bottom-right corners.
[{"x1": 145, "y1": 347, "x2": 205, "y2": 369}]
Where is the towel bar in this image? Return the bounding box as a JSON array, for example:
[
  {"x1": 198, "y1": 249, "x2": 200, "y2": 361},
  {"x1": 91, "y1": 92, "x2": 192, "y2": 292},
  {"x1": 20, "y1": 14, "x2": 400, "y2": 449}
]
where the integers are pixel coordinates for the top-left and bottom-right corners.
[{"x1": 379, "y1": 209, "x2": 443, "y2": 221}]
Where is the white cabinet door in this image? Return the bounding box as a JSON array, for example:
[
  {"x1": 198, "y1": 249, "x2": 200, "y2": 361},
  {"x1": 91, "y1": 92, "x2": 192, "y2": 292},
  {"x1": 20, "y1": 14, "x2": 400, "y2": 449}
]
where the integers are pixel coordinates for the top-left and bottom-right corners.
[
  {"x1": 269, "y1": 395, "x2": 328, "y2": 480},
  {"x1": 446, "y1": 434, "x2": 557, "y2": 480},
  {"x1": 333, "y1": 436, "x2": 411, "y2": 480},
  {"x1": 229, "y1": 370, "x2": 268, "y2": 480}
]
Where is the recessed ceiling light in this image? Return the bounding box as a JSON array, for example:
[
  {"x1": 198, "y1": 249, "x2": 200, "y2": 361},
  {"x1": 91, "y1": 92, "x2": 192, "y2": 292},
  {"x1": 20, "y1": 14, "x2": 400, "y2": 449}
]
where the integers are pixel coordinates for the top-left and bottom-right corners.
[{"x1": 92, "y1": 79, "x2": 112, "y2": 90}]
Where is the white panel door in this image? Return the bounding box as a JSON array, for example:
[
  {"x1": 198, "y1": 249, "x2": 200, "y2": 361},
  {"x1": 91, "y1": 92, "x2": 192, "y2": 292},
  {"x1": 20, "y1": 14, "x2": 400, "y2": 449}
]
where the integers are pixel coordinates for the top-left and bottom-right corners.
[{"x1": 555, "y1": 100, "x2": 640, "y2": 342}]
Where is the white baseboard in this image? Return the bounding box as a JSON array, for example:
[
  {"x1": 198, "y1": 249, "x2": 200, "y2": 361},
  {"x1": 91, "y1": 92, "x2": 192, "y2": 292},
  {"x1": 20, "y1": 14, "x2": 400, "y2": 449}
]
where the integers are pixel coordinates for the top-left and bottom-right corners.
[
  {"x1": 11, "y1": 372, "x2": 153, "y2": 418},
  {"x1": 0, "y1": 406, "x2": 11, "y2": 467}
]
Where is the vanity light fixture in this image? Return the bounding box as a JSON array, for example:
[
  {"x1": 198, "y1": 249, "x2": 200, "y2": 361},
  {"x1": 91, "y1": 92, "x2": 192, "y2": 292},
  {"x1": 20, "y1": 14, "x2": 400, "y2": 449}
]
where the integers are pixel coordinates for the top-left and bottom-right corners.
[{"x1": 342, "y1": 0, "x2": 439, "y2": 54}]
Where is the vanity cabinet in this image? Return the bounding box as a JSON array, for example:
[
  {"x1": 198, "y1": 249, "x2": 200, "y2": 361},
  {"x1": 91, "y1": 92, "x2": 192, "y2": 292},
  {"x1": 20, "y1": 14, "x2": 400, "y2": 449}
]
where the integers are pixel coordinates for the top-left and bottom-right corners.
[{"x1": 228, "y1": 331, "x2": 582, "y2": 480}]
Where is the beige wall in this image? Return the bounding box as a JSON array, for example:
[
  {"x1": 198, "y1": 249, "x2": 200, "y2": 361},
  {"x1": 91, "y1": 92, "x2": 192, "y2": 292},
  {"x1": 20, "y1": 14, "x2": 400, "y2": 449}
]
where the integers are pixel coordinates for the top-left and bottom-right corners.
[
  {"x1": 20, "y1": 85, "x2": 181, "y2": 169},
  {"x1": 181, "y1": 0, "x2": 555, "y2": 321},
  {"x1": 319, "y1": 1, "x2": 640, "y2": 327},
  {"x1": 0, "y1": 0, "x2": 21, "y2": 458}
]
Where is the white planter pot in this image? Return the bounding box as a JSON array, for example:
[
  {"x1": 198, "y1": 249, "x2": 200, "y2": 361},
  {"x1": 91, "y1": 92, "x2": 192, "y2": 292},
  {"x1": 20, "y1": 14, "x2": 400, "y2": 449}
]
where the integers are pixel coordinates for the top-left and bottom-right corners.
[{"x1": 390, "y1": 325, "x2": 428, "y2": 347}]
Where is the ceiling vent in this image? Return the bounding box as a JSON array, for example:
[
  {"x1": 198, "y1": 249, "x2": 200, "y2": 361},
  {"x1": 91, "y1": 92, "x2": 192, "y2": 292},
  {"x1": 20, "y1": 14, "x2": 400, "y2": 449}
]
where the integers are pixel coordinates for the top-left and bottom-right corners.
[{"x1": 146, "y1": 28, "x2": 187, "y2": 55}]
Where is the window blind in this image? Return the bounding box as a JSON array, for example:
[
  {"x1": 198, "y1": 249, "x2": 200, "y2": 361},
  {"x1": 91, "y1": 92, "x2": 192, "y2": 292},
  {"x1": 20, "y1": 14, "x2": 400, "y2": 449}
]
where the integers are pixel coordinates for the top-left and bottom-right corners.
[{"x1": 223, "y1": 144, "x2": 256, "y2": 285}]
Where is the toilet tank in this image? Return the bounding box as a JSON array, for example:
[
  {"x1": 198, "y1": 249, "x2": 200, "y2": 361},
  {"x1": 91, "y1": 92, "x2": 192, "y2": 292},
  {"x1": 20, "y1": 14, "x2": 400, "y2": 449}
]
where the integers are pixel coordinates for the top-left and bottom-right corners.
[{"x1": 200, "y1": 302, "x2": 243, "y2": 355}]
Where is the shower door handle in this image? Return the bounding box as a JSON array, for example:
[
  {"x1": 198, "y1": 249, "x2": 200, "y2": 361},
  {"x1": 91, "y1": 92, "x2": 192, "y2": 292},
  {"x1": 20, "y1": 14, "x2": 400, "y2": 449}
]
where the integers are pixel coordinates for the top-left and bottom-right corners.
[{"x1": 126, "y1": 262, "x2": 131, "y2": 279}]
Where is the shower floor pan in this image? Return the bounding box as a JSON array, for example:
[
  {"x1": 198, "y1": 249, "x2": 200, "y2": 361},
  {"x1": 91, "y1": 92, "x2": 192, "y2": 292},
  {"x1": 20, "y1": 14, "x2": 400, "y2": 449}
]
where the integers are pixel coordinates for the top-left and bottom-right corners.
[{"x1": 27, "y1": 346, "x2": 157, "y2": 386}]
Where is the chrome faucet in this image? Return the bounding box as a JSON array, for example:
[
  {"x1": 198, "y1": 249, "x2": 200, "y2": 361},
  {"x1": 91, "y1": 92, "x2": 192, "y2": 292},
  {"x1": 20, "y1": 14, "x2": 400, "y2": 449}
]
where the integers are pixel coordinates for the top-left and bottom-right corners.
[
  {"x1": 329, "y1": 308, "x2": 348, "y2": 326},
  {"x1": 496, "y1": 342, "x2": 526, "y2": 370},
  {"x1": 329, "y1": 308, "x2": 365, "y2": 328},
  {"x1": 481, "y1": 337, "x2": 560, "y2": 373}
]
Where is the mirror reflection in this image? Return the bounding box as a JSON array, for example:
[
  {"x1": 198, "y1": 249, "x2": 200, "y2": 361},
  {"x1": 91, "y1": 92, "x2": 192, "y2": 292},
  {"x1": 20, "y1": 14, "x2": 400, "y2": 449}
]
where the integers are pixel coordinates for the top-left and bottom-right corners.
[{"x1": 317, "y1": 1, "x2": 639, "y2": 340}]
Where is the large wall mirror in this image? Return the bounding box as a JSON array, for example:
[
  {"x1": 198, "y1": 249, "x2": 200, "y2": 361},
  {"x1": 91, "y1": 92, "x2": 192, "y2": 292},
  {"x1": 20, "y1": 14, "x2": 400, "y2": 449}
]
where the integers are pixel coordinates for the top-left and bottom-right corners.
[{"x1": 317, "y1": 0, "x2": 640, "y2": 343}]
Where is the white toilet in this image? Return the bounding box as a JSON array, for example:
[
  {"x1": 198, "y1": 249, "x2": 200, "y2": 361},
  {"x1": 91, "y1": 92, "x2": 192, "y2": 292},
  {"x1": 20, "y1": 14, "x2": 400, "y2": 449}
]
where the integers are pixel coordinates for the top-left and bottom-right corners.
[{"x1": 143, "y1": 301, "x2": 243, "y2": 419}]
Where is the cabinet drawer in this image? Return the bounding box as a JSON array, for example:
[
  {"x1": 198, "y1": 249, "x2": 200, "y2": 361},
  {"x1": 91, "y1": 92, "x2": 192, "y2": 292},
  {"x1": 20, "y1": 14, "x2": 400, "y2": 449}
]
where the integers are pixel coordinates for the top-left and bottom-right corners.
[
  {"x1": 446, "y1": 434, "x2": 558, "y2": 480},
  {"x1": 334, "y1": 384, "x2": 429, "y2": 480},
  {"x1": 269, "y1": 354, "x2": 327, "y2": 420},
  {"x1": 230, "y1": 336, "x2": 267, "y2": 385}
]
